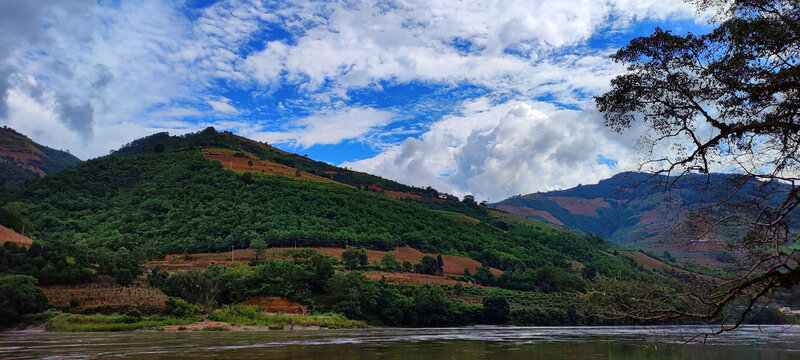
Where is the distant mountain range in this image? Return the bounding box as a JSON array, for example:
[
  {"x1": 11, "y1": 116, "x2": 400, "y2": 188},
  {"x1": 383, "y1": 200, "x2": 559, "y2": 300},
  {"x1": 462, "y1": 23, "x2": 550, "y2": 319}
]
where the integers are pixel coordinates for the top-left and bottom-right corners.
[
  {"x1": 491, "y1": 172, "x2": 791, "y2": 266},
  {"x1": 0, "y1": 126, "x2": 81, "y2": 189}
]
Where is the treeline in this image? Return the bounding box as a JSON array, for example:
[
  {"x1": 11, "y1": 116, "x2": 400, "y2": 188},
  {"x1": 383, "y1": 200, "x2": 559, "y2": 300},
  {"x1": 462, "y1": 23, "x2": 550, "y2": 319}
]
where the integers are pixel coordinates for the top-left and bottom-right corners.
[
  {"x1": 12, "y1": 149, "x2": 638, "y2": 281},
  {"x1": 111, "y1": 127, "x2": 430, "y2": 195}
]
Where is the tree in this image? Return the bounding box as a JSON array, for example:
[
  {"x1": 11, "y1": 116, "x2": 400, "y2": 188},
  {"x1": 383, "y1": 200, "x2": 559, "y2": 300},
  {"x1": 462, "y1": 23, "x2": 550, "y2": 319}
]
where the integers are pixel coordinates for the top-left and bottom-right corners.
[
  {"x1": 436, "y1": 254, "x2": 444, "y2": 275},
  {"x1": 402, "y1": 261, "x2": 413, "y2": 273},
  {"x1": 416, "y1": 255, "x2": 439, "y2": 275},
  {"x1": 249, "y1": 233, "x2": 267, "y2": 262},
  {"x1": 0, "y1": 275, "x2": 48, "y2": 328},
  {"x1": 308, "y1": 253, "x2": 335, "y2": 293},
  {"x1": 595, "y1": 0, "x2": 800, "y2": 332},
  {"x1": 247, "y1": 159, "x2": 254, "y2": 167},
  {"x1": 482, "y1": 292, "x2": 510, "y2": 324},
  {"x1": 380, "y1": 251, "x2": 400, "y2": 272},
  {"x1": 153, "y1": 144, "x2": 165, "y2": 153},
  {"x1": 328, "y1": 271, "x2": 378, "y2": 319},
  {"x1": 342, "y1": 246, "x2": 365, "y2": 270},
  {"x1": 581, "y1": 263, "x2": 599, "y2": 281},
  {"x1": 114, "y1": 268, "x2": 135, "y2": 286},
  {"x1": 473, "y1": 265, "x2": 495, "y2": 286},
  {"x1": 241, "y1": 172, "x2": 253, "y2": 185}
]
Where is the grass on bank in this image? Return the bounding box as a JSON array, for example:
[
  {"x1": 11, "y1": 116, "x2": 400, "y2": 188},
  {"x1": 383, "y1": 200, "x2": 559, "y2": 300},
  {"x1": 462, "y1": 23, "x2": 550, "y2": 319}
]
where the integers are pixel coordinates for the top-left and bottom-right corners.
[
  {"x1": 208, "y1": 305, "x2": 366, "y2": 329},
  {"x1": 44, "y1": 313, "x2": 201, "y2": 332},
  {"x1": 37, "y1": 306, "x2": 365, "y2": 332}
]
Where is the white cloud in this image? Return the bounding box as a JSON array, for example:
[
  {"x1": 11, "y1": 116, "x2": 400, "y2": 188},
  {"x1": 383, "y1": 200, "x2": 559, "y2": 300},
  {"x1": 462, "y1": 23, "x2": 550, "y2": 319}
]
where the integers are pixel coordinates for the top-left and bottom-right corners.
[
  {"x1": 242, "y1": 0, "x2": 697, "y2": 102},
  {"x1": 0, "y1": 0, "x2": 704, "y2": 203},
  {"x1": 254, "y1": 107, "x2": 395, "y2": 148},
  {"x1": 344, "y1": 98, "x2": 636, "y2": 201},
  {"x1": 207, "y1": 97, "x2": 239, "y2": 114}
]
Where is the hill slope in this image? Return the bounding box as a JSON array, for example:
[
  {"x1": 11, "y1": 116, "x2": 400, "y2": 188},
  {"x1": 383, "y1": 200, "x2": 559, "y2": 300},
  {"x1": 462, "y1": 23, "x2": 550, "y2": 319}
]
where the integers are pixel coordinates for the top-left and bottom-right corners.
[
  {"x1": 0, "y1": 128, "x2": 732, "y2": 329},
  {"x1": 0, "y1": 126, "x2": 81, "y2": 188},
  {"x1": 492, "y1": 172, "x2": 792, "y2": 265}
]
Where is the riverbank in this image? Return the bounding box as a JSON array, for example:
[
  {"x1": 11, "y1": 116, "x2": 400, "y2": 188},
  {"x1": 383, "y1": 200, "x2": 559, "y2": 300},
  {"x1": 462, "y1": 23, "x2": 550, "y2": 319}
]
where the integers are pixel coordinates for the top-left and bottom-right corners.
[{"x1": 19, "y1": 307, "x2": 365, "y2": 332}]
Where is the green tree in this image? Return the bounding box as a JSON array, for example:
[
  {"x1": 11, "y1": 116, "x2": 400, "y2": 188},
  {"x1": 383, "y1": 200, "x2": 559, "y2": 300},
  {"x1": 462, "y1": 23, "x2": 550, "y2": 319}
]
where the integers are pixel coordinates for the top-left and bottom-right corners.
[
  {"x1": 328, "y1": 271, "x2": 378, "y2": 319},
  {"x1": 473, "y1": 265, "x2": 495, "y2": 286},
  {"x1": 482, "y1": 292, "x2": 510, "y2": 324},
  {"x1": 416, "y1": 255, "x2": 438, "y2": 275},
  {"x1": 308, "y1": 253, "x2": 335, "y2": 293},
  {"x1": 402, "y1": 261, "x2": 413, "y2": 273},
  {"x1": 581, "y1": 263, "x2": 599, "y2": 281},
  {"x1": 380, "y1": 252, "x2": 400, "y2": 272},
  {"x1": 249, "y1": 233, "x2": 267, "y2": 262},
  {"x1": 114, "y1": 268, "x2": 135, "y2": 286},
  {"x1": 595, "y1": 0, "x2": 800, "y2": 329},
  {"x1": 436, "y1": 254, "x2": 444, "y2": 275},
  {"x1": 341, "y1": 247, "x2": 363, "y2": 270},
  {"x1": 0, "y1": 275, "x2": 48, "y2": 328}
]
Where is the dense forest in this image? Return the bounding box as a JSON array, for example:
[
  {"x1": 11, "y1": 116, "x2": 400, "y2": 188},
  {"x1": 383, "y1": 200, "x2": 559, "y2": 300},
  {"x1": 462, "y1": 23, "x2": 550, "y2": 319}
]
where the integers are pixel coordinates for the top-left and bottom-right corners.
[{"x1": 1, "y1": 127, "x2": 761, "y2": 329}]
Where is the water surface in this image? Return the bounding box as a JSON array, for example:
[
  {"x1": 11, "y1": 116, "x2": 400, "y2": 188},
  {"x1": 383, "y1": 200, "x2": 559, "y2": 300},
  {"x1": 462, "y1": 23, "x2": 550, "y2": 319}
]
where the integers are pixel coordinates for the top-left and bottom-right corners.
[{"x1": 2, "y1": 325, "x2": 798, "y2": 359}]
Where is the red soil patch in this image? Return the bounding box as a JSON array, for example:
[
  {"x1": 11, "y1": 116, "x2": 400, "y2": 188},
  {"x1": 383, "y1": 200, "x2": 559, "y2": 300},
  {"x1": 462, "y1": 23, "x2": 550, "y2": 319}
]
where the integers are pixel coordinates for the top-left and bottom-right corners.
[
  {"x1": 382, "y1": 190, "x2": 422, "y2": 200},
  {"x1": 202, "y1": 148, "x2": 337, "y2": 184},
  {"x1": 550, "y1": 197, "x2": 610, "y2": 216},
  {"x1": 155, "y1": 246, "x2": 503, "y2": 277},
  {"x1": 635, "y1": 209, "x2": 664, "y2": 226},
  {"x1": 361, "y1": 271, "x2": 475, "y2": 286},
  {"x1": 238, "y1": 296, "x2": 306, "y2": 314},
  {"x1": 620, "y1": 251, "x2": 717, "y2": 283},
  {"x1": 496, "y1": 205, "x2": 564, "y2": 226},
  {"x1": 0, "y1": 224, "x2": 33, "y2": 247},
  {"x1": 568, "y1": 260, "x2": 585, "y2": 272},
  {"x1": 438, "y1": 212, "x2": 481, "y2": 224},
  {"x1": 40, "y1": 276, "x2": 167, "y2": 312}
]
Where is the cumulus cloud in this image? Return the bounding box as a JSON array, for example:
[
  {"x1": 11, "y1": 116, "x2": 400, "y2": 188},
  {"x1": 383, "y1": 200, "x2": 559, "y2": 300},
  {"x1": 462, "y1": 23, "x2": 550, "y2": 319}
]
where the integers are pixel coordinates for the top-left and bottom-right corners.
[
  {"x1": 344, "y1": 99, "x2": 635, "y2": 201},
  {"x1": 242, "y1": 0, "x2": 697, "y2": 102},
  {"x1": 0, "y1": 0, "x2": 704, "y2": 203},
  {"x1": 254, "y1": 107, "x2": 395, "y2": 148},
  {"x1": 207, "y1": 97, "x2": 239, "y2": 114}
]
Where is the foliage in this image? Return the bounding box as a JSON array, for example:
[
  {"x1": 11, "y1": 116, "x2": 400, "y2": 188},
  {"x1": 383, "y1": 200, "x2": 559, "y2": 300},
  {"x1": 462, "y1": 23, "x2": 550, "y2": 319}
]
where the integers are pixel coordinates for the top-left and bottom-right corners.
[
  {"x1": 380, "y1": 251, "x2": 400, "y2": 272},
  {"x1": 595, "y1": 0, "x2": 800, "y2": 329},
  {"x1": 164, "y1": 297, "x2": 199, "y2": 318},
  {"x1": 44, "y1": 312, "x2": 199, "y2": 331},
  {"x1": 0, "y1": 275, "x2": 48, "y2": 328},
  {"x1": 341, "y1": 247, "x2": 368, "y2": 270},
  {"x1": 325, "y1": 271, "x2": 378, "y2": 319},
  {"x1": 415, "y1": 255, "x2": 439, "y2": 275},
  {"x1": 482, "y1": 292, "x2": 510, "y2": 324},
  {"x1": 208, "y1": 305, "x2": 365, "y2": 328}
]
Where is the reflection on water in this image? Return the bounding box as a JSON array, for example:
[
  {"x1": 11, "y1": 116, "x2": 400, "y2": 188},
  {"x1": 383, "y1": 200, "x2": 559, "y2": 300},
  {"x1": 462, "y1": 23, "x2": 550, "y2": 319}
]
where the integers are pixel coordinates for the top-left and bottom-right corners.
[{"x1": 1, "y1": 325, "x2": 799, "y2": 359}]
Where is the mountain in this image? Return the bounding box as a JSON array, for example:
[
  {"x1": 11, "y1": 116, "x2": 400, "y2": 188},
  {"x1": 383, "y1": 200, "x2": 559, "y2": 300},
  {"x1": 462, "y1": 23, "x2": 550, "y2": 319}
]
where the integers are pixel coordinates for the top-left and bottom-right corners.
[
  {"x1": 491, "y1": 171, "x2": 791, "y2": 266},
  {"x1": 0, "y1": 126, "x2": 81, "y2": 188},
  {"x1": 3, "y1": 127, "x2": 738, "y2": 329}
]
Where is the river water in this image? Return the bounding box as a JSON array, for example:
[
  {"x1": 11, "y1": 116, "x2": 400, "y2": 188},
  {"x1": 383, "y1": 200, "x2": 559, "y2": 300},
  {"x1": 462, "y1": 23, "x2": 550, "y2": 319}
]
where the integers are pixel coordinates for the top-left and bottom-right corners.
[{"x1": 1, "y1": 325, "x2": 799, "y2": 359}]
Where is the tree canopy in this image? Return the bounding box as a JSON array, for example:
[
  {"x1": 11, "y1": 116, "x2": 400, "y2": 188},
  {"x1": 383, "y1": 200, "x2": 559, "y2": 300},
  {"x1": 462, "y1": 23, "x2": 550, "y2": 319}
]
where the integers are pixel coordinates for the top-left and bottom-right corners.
[{"x1": 596, "y1": 0, "x2": 800, "y2": 331}]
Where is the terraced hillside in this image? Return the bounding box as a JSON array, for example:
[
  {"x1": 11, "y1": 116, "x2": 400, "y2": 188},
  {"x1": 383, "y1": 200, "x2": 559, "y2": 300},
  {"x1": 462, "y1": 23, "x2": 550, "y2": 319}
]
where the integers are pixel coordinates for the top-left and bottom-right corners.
[
  {"x1": 0, "y1": 126, "x2": 81, "y2": 188},
  {"x1": 492, "y1": 172, "x2": 795, "y2": 265}
]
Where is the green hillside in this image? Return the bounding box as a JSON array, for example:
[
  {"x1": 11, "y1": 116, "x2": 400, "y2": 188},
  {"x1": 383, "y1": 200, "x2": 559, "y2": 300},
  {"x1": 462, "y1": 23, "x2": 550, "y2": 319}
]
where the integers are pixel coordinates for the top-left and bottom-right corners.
[
  {"x1": 1, "y1": 128, "x2": 704, "y2": 329},
  {"x1": 492, "y1": 172, "x2": 795, "y2": 266},
  {"x1": 0, "y1": 126, "x2": 81, "y2": 189}
]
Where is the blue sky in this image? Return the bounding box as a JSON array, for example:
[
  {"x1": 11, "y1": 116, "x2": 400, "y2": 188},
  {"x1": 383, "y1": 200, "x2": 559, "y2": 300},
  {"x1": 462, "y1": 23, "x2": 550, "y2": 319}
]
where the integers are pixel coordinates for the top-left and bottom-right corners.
[{"x1": 0, "y1": 0, "x2": 711, "y2": 200}]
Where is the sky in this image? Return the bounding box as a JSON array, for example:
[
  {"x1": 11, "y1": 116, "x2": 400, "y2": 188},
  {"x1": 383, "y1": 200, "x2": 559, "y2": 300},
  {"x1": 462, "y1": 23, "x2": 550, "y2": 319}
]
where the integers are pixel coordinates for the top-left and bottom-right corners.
[{"x1": 0, "y1": 0, "x2": 712, "y2": 201}]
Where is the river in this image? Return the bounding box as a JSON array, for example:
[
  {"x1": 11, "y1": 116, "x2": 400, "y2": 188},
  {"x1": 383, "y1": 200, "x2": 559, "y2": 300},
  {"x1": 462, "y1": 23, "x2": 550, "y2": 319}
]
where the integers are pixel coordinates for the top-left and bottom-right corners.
[{"x1": 1, "y1": 325, "x2": 799, "y2": 359}]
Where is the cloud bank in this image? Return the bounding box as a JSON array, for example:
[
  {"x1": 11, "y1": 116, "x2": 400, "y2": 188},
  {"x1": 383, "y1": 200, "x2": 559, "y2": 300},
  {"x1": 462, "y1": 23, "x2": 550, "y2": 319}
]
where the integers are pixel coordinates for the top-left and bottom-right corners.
[{"x1": 0, "y1": 0, "x2": 706, "y2": 200}]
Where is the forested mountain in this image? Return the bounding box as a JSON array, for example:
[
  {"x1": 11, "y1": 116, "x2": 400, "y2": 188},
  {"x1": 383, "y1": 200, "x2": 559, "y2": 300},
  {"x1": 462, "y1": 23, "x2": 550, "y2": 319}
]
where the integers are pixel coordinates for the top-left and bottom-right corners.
[
  {"x1": 0, "y1": 127, "x2": 81, "y2": 190},
  {"x1": 2, "y1": 127, "x2": 752, "y2": 329},
  {"x1": 492, "y1": 172, "x2": 794, "y2": 265}
]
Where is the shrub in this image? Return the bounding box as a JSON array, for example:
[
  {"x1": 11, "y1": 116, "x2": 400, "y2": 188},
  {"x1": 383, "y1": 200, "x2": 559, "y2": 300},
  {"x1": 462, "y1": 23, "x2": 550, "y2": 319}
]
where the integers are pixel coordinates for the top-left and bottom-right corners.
[
  {"x1": 164, "y1": 297, "x2": 197, "y2": 318},
  {"x1": 0, "y1": 275, "x2": 48, "y2": 328},
  {"x1": 482, "y1": 292, "x2": 510, "y2": 324}
]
